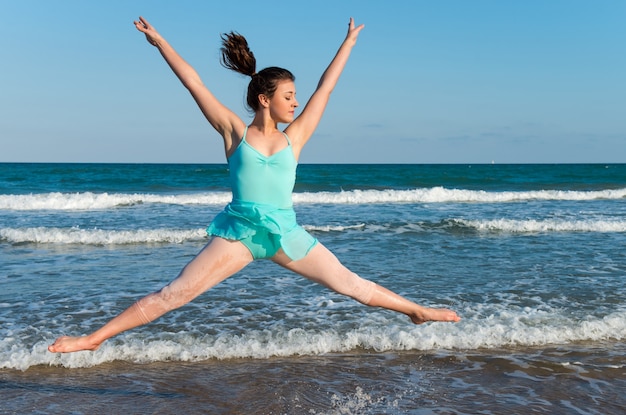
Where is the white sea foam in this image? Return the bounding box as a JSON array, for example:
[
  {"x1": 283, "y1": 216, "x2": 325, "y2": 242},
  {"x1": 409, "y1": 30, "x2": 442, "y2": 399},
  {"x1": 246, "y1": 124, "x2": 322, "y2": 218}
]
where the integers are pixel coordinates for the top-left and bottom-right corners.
[
  {"x1": 0, "y1": 192, "x2": 232, "y2": 211},
  {"x1": 1, "y1": 187, "x2": 625, "y2": 211},
  {"x1": 304, "y1": 223, "x2": 367, "y2": 232},
  {"x1": 456, "y1": 218, "x2": 626, "y2": 233},
  {"x1": 5, "y1": 309, "x2": 625, "y2": 370},
  {"x1": 2, "y1": 217, "x2": 624, "y2": 246},
  {"x1": 292, "y1": 187, "x2": 626, "y2": 204},
  {"x1": 0, "y1": 227, "x2": 207, "y2": 245}
]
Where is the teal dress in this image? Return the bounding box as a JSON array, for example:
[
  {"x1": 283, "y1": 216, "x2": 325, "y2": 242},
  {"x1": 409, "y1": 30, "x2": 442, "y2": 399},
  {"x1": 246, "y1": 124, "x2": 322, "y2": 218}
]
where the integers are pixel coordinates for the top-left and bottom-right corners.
[{"x1": 207, "y1": 128, "x2": 318, "y2": 260}]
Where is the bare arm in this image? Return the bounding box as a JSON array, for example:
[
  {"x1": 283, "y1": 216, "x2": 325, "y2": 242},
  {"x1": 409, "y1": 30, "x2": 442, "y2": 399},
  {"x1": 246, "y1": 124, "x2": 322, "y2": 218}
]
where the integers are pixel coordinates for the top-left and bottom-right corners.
[
  {"x1": 285, "y1": 18, "x2": 364, "y2": 157},
  {"x1": 134, "y1": 17, "x2": 245, "y2": 154}
]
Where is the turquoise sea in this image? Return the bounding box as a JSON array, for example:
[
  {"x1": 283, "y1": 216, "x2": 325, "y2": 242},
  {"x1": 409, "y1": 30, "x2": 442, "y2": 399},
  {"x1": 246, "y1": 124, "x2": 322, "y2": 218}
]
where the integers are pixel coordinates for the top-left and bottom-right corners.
[{"x1": 1, "y1": 163, "x2": 625, "y2": 414}]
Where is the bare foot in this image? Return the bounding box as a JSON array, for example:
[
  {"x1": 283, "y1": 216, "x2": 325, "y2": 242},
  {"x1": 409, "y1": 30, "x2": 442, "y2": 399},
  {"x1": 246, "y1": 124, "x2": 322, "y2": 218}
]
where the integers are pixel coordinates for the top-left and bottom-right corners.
[
  {"x1": 409, "y1": 307, "x2": 461, "y2": 324},
  {"x1": 48, "y1": 336, "x2": 101, "y2": 353}
]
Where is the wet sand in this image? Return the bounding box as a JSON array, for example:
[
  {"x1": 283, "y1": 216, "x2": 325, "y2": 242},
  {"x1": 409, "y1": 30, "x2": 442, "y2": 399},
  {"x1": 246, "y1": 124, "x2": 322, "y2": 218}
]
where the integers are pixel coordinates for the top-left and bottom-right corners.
[{"x1": 2, "y1": 344, "x2": 625, "y2": 414}]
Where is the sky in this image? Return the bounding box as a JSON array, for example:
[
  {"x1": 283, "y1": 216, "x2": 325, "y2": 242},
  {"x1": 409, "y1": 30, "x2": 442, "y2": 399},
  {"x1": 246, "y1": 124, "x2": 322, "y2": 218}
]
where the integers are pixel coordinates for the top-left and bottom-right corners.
[{"x1": 1, "y1": 0, "x2": 625, "y2": 164}]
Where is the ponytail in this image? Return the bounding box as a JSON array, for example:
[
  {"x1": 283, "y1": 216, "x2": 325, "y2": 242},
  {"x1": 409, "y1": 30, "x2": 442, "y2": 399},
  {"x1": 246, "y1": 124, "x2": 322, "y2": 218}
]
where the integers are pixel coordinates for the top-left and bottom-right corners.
[
  {"x1": 220, "y1": 32, "x2": 256, "y2": 77},
  {"x1": 220, "y1": 32, "x2": 295, "y2": 112}
]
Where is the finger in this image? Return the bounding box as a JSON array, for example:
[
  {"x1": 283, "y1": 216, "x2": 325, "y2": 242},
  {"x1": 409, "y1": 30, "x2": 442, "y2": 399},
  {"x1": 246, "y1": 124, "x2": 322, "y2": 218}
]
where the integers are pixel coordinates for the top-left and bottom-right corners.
[
  {"x1": 134, "y1": 17, "x2": 152, "y2": 34},
  {"x1": 138, "y1": 16, "x2": 151, "y2": 30},
  {"x1": 134, "y1": 21, "x2": 147, "y2": 33}
]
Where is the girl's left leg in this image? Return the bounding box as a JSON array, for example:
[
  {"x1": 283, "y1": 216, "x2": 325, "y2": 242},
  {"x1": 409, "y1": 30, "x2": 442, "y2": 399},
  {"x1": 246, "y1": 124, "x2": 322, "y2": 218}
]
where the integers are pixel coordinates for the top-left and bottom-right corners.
[
  {"x1": 272, "y1": 243, "x2": 460, "y2": 324},
  {"x1": 48, "y1": 237, "x2": 253, "y2": 353}
]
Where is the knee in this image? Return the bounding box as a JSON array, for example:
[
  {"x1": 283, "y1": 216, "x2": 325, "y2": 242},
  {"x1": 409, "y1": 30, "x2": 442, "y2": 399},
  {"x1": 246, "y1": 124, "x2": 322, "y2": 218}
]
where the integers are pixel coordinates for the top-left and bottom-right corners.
[
  {"x1": 331, "y1": 270, "x2": 376, "y2": 305},
  {"x1": 157, "y1": 283, "x2": 192, "y2": 309},
  {"x1": 351, "y1": 278, "x2": 376, "y2": 305},
  {"x1": 133, "y1": 284, "x2": 191, "y2": 325}
]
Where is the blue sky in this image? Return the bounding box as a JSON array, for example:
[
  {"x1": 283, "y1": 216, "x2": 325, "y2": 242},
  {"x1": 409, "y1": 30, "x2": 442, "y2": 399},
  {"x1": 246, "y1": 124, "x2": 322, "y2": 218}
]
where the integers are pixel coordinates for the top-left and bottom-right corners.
[{"x1": 1, "y1": 0, "x2": 625, "y2": 164}]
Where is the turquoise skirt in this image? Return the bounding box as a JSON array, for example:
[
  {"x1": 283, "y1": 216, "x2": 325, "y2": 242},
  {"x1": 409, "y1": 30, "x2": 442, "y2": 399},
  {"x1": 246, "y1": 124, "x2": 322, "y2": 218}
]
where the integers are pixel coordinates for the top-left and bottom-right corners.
[{"x1": 206, "y1": 200, "x2": 317, "y2": 261}]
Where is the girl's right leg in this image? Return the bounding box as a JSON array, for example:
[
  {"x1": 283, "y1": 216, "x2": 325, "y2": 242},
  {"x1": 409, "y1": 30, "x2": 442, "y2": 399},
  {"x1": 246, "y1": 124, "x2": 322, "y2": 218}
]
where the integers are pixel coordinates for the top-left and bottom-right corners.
[
  {"x1": 272, "y1": 243, "x2": 460, "y2": 324},
  {"x1": 48, "y1": 237, "x2": 253, "y2": 353}
]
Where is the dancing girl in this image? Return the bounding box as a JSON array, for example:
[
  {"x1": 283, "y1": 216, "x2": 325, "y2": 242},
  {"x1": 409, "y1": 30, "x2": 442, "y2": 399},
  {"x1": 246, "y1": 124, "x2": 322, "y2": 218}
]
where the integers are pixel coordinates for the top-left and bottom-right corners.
[{"x1": 49, "y1": 16, "x2": 459, "y2": 354}]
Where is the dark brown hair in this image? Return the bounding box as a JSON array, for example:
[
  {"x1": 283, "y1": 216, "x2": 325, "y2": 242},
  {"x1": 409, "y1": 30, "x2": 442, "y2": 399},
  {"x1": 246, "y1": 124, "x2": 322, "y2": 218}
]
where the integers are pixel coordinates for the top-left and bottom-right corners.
[{"x1": 220, "y1": 32, "x2": 294, "y2": 112}]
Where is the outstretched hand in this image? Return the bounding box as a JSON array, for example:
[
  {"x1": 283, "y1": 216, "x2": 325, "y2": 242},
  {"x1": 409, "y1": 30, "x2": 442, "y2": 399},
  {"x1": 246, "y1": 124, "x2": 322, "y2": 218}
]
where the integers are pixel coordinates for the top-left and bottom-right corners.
[
  {"x1": 133, "y1": 16, "x2": 162, "y2": 47},
  {"x1": 346, "y1": 17, "x2": 365, "y2": 44}
]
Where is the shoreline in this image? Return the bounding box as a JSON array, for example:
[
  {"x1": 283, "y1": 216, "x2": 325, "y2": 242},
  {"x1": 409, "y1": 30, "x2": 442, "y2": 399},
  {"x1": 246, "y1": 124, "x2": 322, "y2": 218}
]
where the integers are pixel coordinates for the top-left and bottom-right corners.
[{"x1": 3, "y1": 345, "x2": 625, "y2": 414}]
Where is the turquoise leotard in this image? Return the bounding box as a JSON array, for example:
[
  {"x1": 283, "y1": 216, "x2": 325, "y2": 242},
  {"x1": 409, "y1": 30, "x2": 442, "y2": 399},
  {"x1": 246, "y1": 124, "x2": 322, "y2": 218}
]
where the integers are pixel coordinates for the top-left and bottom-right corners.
[{"x1": 206, "y1": 128, "x2": 318, "y2": 260}]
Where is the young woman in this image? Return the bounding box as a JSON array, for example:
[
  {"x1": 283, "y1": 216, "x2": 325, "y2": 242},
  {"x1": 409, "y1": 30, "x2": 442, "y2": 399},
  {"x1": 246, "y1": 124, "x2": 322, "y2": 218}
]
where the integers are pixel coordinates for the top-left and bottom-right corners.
[{"x1": 48, "y1": 16, "x2": 460, "y2": 354}]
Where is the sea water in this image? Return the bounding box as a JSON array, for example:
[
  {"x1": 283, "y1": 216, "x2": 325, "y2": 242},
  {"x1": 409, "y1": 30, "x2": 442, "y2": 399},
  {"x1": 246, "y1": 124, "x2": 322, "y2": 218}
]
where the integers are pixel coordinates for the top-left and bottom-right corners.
[{"x1": 1, "y1": 163, "x2": 625, "y2": 414}]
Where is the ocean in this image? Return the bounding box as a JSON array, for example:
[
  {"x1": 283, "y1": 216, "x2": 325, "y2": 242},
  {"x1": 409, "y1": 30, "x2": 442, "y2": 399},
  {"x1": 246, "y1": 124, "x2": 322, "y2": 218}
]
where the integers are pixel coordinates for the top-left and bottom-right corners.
[{"x1": 1, "y1": 162, "x2": 625, "y2": 414}]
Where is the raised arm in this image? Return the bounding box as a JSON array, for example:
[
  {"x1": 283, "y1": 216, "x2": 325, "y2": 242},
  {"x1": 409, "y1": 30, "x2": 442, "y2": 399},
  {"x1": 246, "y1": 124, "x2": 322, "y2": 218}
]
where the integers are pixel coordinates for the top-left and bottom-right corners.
[
  {"x1": 285, "y1": 18, "x2": 364, "y2": 156},
  {"x1": 133, "y1": 17, "x2": 245, "y2": 154}
]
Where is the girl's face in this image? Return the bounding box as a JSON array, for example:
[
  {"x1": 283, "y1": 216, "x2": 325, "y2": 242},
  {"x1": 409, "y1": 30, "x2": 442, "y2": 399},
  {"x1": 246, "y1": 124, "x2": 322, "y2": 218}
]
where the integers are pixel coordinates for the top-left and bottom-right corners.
[{"x1": 267, "y1": 80, "x2": 299, "y2": 123}]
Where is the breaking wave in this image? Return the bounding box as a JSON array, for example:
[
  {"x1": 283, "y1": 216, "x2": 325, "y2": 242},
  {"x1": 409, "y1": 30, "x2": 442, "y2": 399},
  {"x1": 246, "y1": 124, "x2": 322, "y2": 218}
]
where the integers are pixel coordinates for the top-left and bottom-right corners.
[{"x1": 1, "y1": 187, "x2": 625, "y2": 211}]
